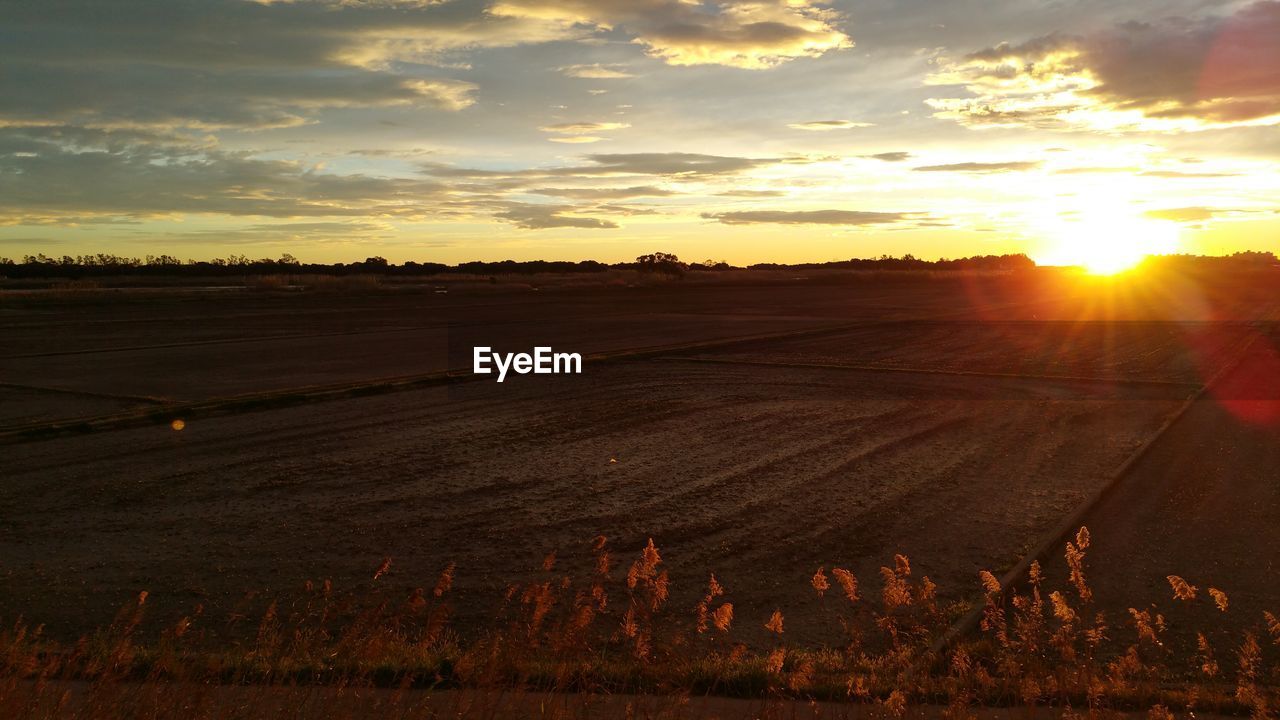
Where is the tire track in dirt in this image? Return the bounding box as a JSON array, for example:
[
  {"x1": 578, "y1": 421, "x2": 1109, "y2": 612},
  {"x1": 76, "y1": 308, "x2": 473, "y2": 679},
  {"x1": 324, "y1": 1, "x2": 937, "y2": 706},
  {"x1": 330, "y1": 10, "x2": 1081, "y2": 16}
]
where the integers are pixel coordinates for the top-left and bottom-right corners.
[
  {"x1": 420, "y1": 394, "x2": 880, "y2": 531},
  {"x1": 13, "y1": 367, "x2": 734, "y2": 514},
  {"x1": 684, "y1": 321, "x2": 1257, "y2": 387},
  {"x1": 0, "y1": 307, "x2": 675, "y2": 360},
  {"x1": 0, "y1": 381, "x2": 169, "y2": 405},
  {"x1": 630, "y1": 408, "x2": 975, "y2": 551},
  {"x1": 659, "y1": 356, "x2": 1202, "y2": 390},
  {"x1": 673, "y1": 395, "x2": 1159, "y2": 587},
  {"x1": 0, "y1": 319, "x2": 859, "y2": 442},
  {"x1": 531, "y1": 405, "x2": 937, "y2": 533},
  {"x1": 928, "y1": 306, "x2": 1280, "y2": 654},
  {"x1": 0, "y1": 359, "x2": 1188, "y2": 645},
  {"x1": 1, "y1": 290, "x2": 1083, "y2": 443}
]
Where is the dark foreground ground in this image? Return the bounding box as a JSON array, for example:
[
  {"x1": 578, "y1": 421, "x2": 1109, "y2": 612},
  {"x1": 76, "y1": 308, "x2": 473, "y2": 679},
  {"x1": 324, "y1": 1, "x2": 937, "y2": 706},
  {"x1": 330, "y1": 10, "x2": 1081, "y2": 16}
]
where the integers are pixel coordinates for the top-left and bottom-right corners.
[
  {"x1": 3, "y1": 683, "x2": 1254, "y2": 720},
  {"x1": 2, "y1": 268, "x2": 1278, "y2": 649}
]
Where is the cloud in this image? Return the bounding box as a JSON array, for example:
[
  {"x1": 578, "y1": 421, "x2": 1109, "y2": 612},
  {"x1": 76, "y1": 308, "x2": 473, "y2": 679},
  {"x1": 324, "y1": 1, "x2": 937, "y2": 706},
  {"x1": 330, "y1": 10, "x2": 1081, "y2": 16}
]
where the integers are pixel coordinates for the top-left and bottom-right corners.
[
  {"x1": 716, "y1": 189, "x2": 787, "y2": 197},
  {"x1": 345, "y1": 147, "x2": 437, "y2": 158},
  {"x1": 420, "y1": 152, "x2": 786, "y2": 179},
  {"x1": 235, "y1": 221, "x2": 391, "y2": 235},
  {"x1": 912, "y1": 161, "x2": 1041, "y2": 173},
  {"x1": 1053, "y1": 166, "x2": 1140, "y2": 175},
  {"x1": 702, "y1": 209, "x2": 918, "y2": 226},
  {"x1": 866, "y1": 152, "x2": 911, "y2": 162},
  {"x1": 0, "y1": 119, "x2": 876, "y2": 240},
  {"x1": 1138, "y1": 170, "x2": 1239, "y2": 178},
  {"x1": 2, "y1": 63, "x2": 477, "y2": 131},
  {"x1": 400, "y1": 79, "x2": 479, "y2": 112},
  {"x1": 535, "y1": 121, "x2": 629, "y2": 133},
  {"x1": 585, "y1": 153, "x2": 781, "y2": 176},
  {"x1": 926, "y1": 1, "x2": 1280, "y2": 132},
  {"x1": 539, "y1": 121, "x2": 630, "y2": 144},
  {"x1": 591, "y1": 204, "x2": 661, "y2": 217},
  {"x1": 559, "y1": 64, "x2": 634, "y2": 79},
  {"x1": 787, "y1": 120, "x2": 873, "y2": 131},
  {"x1": 1140, "y1": 206, "x2": 1272, "y2": 224},
  {"x1": 1054, "y1": 164, "x2": 1240, "y2": 179},
  {"x1": 0, "y1": 127, "x2": 449, "y2": 223},
  {"x1": 0, "y1": 0, "x2": 558, "y2": 131},
  {"x1": 491, "y1": 0, "x2": 851, "y2": 69},
  {"x1": 531, "y1": 186, "x2": 676, "y2": 199},
  {"x1": 495, "y1": 203, "x2": 619, "y2": 230},
  {"x1": 1143, "y1": 207, "x2": 1217, "y2": 222},
  {"x1": 156, "y1": 221, "x2": 397, "y2": 246}
]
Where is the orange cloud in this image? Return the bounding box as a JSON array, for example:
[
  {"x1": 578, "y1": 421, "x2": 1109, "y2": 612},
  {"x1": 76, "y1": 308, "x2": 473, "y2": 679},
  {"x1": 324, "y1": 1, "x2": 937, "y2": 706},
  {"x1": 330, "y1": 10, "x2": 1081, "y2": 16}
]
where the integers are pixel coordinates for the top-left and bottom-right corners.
[
  {"x1": 491, "y1": 0, "x2": 851, "y2": 69},
  {"x1": 702, "y1": 209, "x2": 919, "y2": 226},
  {"x1": 788, "y1": 120, "x2": 873, "y2": 131},
  {"x1": 913, "y1": 161, "x2": 1041, "y2": 173},
  {"x1": 926, "y1": 2, "x2": 1280, "y2": 132},
  {"x1": 1144, "y1": 207, "x2": 1216, "y2": 222}
]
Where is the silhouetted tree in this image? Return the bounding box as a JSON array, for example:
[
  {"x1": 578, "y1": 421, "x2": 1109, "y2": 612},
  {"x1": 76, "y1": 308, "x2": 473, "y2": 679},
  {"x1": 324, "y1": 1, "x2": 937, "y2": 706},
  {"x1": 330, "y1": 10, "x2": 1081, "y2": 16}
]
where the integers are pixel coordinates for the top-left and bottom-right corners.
[{"x1": 635, "y1": 252, "x2": 687, "y2": 275}]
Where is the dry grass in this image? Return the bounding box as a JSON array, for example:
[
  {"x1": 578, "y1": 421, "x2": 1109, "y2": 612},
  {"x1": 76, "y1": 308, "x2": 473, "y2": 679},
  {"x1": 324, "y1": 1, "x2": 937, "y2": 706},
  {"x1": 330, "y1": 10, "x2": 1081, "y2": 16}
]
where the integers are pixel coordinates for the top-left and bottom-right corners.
[
  {"x1": 245, "y1": 274, "x2": 385, "y2": 292},
  {"x1": 1, "y1": 527, "x2": 1275, "y2": 719}
]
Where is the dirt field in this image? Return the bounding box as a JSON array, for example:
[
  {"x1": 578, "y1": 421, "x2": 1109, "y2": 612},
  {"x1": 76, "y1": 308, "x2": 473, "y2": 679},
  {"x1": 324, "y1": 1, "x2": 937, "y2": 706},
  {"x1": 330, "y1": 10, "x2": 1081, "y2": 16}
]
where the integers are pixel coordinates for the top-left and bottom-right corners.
[
  {"x1": 689, "y1": 321, "x2": 1252, "y2": 384},
  {"x1": 1, "y1": 269, "x2": 1277, "y2": 648},
  {"x1": 1045, "y1": 332, "x2": 1280, "y2": 652}
]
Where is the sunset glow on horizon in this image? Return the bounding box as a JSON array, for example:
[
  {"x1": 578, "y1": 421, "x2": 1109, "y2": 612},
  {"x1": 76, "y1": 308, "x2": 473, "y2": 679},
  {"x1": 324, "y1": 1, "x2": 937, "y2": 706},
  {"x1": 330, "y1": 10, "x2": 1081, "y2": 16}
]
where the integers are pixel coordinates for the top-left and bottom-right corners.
[{"x1": 1, "y1": 0, "x2": 1277, "y2": 266}]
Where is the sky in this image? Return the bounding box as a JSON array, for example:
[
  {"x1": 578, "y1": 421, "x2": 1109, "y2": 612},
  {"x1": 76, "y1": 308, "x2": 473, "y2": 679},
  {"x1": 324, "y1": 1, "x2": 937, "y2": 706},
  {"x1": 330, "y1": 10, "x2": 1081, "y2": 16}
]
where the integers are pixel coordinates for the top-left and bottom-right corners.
[{"x1": 1, "y1": 0, "x2": 1278, "y2": 266}]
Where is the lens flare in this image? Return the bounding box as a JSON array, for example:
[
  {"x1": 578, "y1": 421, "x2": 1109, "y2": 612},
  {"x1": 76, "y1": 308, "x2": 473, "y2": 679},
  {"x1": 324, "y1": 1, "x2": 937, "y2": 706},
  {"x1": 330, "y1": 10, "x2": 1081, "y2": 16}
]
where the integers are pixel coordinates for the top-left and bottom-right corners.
[{"x1": 1034, "y1": 200, "x2": 1182, "y2": 274}]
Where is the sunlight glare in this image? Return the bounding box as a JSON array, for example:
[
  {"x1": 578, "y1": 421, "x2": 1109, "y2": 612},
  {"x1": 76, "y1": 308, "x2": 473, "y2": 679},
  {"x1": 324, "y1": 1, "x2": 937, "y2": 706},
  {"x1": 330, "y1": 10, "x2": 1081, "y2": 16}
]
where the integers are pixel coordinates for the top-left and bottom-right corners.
[{"x1": 1034, "y1": 198, "x2": 1182, "y2": 275}]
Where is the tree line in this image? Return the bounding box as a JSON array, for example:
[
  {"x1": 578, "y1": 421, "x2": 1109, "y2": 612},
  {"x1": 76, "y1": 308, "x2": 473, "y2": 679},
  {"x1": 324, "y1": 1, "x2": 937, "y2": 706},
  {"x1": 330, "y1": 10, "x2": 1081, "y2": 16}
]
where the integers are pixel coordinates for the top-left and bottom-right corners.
[
  {"x1": 0, "y1": 252, "x2": 1042, "y2": 279},
  {"x1": 1, "y1": 251, "x2": 1272, "y2": 279}
]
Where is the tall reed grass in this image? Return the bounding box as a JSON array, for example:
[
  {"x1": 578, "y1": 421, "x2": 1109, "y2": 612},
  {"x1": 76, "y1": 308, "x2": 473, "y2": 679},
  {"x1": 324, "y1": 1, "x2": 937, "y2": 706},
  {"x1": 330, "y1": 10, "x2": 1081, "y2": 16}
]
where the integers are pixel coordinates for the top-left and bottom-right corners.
[{"x1": 1, "y1": 527, "x2": 1275, "y2": 719}]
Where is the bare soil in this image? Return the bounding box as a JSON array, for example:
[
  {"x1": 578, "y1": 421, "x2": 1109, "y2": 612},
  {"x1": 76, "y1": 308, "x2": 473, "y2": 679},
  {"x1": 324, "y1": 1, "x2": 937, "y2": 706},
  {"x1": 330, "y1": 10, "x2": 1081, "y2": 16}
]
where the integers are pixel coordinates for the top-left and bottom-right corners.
[{"x1": 0, "y1": 270, "x2": 1276, "y2": 649}]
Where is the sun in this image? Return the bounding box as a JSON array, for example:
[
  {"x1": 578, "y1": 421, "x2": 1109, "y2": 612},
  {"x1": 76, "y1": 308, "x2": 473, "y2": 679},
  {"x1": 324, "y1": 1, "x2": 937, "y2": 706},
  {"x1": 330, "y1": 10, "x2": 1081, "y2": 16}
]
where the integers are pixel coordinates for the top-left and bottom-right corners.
[
  {"x1": 1033, "y1": 200, "x2": 1182, "y2": 275},
  {"x1": 1071, "y1": 227, "x2": 1150, "y2": 275}
]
